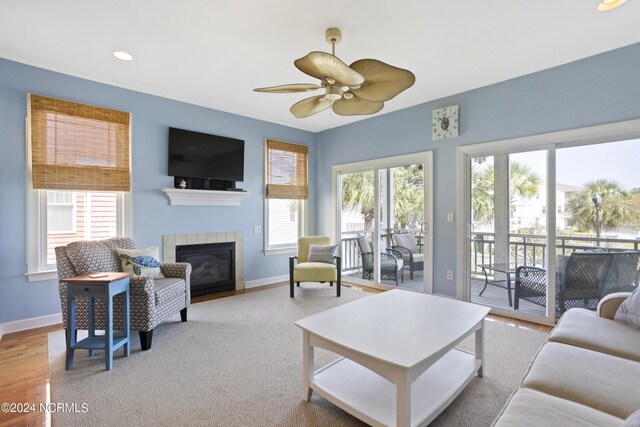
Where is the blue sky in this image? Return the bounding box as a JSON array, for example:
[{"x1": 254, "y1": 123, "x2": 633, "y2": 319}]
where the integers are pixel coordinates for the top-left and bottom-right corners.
[{"x1": 510, "y1": 139, "x2": 640, "y2": 190}]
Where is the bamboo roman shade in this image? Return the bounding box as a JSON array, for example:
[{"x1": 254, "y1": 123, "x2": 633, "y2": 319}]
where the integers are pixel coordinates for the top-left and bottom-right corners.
[
  {"x1": 265, "y1": 139, "x2": 308, "y2": 200},
  {"x1": 29, "y1": 94, "x2": 131, "y2": 191}
]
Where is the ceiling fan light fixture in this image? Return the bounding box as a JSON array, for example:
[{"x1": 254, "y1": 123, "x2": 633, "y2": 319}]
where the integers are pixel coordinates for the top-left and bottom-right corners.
[
  {"x1": 325, "y1": 85, "x2": 343, "y2": 101},
  {"x1": 597, "y1": 0, "x2": 627, "y2": 11},
  {"x1": 343, "y1": 92, "x2": 354, "y2": 100}
]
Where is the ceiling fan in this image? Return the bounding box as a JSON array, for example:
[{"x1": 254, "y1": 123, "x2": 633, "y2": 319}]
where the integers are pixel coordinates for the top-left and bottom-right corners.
[{"x1": 254, "y1": 28, "x2": 416, "y2": 118}]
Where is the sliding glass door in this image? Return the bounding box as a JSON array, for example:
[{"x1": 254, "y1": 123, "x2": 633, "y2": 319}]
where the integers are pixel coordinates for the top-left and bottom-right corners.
[
  {"x1": 335, "y1": 153, "x2": 432, "y2": 293},
  {"x1": 339, "y1": 170, "x2": 376, "y2": 286},
  {"x1": 469, "y1": 151, "x2": 548, "y2": 320},
  {"x1": 462, "y1": 134, "x2": 640, "y2": 324}
]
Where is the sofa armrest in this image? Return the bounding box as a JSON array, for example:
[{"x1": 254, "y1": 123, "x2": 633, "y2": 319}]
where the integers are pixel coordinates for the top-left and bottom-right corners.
[
  {"x1": 160, "y1": 262, "x2": 192, "y2": 280},
  {"x1": 596, "y1": 292, "x2": 632, "y2": 319}
]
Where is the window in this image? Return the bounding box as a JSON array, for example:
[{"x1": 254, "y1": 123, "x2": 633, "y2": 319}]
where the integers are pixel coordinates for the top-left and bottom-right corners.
[
  {"x1": 266, "y1": 199, "x2": 304, "y2": 249},
  {"x1": 47, "y1": 191, "x2": 76, "y2": 234},
  {"x1": 264, "y1": 139, "x2": 308, "y2": 252},
  {"x1": 26, "y1": 94, "x2": 132, "y2": 281}
]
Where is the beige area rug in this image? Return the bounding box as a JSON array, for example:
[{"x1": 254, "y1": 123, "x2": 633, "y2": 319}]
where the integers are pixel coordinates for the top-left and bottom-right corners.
[{"x1": 49, "y1": 285, "x2": 547, "y2": 426}]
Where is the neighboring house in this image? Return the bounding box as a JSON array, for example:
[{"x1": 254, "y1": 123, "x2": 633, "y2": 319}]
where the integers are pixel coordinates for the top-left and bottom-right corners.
[
  {"x1": 45, "y1": 191, "x2": 117, "y2": 264},
  {"x1": 509, "y1": 181, "x2": 581, "y2": 233}
]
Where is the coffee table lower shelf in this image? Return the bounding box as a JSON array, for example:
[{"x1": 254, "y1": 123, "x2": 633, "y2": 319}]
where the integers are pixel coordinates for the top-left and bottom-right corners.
[{"x1": 311, "y1": 348, "x2": 479, "y2": 427}]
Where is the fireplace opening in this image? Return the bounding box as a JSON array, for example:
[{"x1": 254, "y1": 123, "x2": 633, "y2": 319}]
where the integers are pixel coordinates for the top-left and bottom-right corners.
[{"x1": 176, "y1": 242, "x2": 235, "y2": 296}]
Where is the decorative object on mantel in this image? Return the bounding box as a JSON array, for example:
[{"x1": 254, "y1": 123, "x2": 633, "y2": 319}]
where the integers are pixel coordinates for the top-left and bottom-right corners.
[
  {"x1": 178, "y1": 178, "x2": 187, "y2": 189},
  {"x1": 432, "y1": 105, "x2": 459, "y2": 140},
  {"x1": 162, "y1": 188, "x2": 250, "y2": 206},
  {"x1": 254, "y1": 27, "x2": 415, "y2": 118}
]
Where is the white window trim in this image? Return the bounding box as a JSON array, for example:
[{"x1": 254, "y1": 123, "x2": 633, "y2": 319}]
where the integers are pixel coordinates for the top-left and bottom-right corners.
[
  {"x1": 24, "y1": 116, "x2": 133, "y2": 282},
  {"x1": 263, "y1": 199, "x2": 307, "y2": 255},
  {"x1": 26, "y1": 190, "x2": 132, "y2": 282},
  {"x1": 331, "y1": 151, "x2": 434, "y2": 294}
]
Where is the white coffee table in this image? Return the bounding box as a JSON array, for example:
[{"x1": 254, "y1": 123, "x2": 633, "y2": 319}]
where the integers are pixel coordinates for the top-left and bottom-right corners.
[{"x1": 294, "y1": 289, "x2": 490, "y2": 427}]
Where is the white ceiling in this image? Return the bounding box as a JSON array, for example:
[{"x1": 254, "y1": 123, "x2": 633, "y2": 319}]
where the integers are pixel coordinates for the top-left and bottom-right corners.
[{"x1": 1, "y1": 1, "x2": 639, "y2": 133}]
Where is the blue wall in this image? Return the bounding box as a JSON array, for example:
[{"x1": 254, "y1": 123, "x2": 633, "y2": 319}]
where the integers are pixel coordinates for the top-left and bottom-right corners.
[
  {"x1": 316, "y1": 42, "x2": 640, "y2": 296},
  {"x1": 0, "y1": 58, "x2": 316, "y2": 324},
  {"x1": 2, "y1": 42, "x2": 640, "y2": 324}
]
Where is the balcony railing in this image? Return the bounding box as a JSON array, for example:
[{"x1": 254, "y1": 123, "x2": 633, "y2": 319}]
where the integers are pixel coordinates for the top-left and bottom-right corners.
[
  {"x1": 341, "y1": 230, "x2": 640, "y2": 276},
  {"x1": 471, "y1": 232, "x2": 640, "y2": 276},
  {"x1": 340, "y1": 229, "x2": 404, "y2": 273}
]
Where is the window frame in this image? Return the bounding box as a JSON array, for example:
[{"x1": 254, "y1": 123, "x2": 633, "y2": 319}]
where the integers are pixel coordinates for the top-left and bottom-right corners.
[
  {"x1": 263, "y1": 198, "x2": 307, "y2": 255},
  {"x1": 26, "y1": 188, "x2": 132, "y2": 282}
]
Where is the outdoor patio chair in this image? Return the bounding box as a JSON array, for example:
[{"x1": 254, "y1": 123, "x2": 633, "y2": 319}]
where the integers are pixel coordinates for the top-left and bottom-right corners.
[
  {"x1": 391, "y1": 231, "x2": 424, "y2": 280},
  {"x1": 557, "y1": 251, "x2": 612, "y2": 314},
  {"x1": 599, "y1": 251, "x2": 640, "y2": 297},
  {"x1": 514, "y1": 266, "x2": 547, "y2": 310},
  {"x1": 357, "y1": 236, "x2": 404, "y2": 286}
]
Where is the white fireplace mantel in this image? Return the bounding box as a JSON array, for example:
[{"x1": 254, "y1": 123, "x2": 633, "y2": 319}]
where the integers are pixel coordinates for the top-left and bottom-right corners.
[{"x1": 162, "y1": 188, "x2": 250, "y2": 206}]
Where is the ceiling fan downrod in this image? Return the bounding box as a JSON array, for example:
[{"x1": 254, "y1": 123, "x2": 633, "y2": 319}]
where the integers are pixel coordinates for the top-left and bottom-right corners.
[{"x1": 325, "y1": 27, "x2": 342, "y2": 56}]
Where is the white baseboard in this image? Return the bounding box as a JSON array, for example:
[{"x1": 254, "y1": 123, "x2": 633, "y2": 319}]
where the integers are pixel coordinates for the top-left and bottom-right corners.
[
  {"x1": 244, "y1": 275, "x2": 289, "y2": 289},
  {"x1": 0, "y1": 313, "x2": 62, "y2": 339}
]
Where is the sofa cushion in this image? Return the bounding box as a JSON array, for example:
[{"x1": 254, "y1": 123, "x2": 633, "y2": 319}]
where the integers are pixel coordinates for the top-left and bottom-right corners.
[
  {"x1": 622, "y1": 409, "x2": 640, "y2": 427},
  {"x1": 521, "y1": 342, "x2": 640, "y2": 419},
  {"x1": 154, "y1": 278, "x2": 187, "y2": 306},
  {"x1": 549, "y1": 308, "x2": 640, "y2": 362},
  {"x1": 65, "y1": 240, "x2": 121, "y2": 274},
  {"x1": 493, "y1": 388, "x2": 623, "y2": 427}
]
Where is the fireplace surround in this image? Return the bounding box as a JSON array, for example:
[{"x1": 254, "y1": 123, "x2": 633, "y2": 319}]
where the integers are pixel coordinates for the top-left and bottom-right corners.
[{"x1": 163, "y1": 231, "x2": 244, "y2": 296}]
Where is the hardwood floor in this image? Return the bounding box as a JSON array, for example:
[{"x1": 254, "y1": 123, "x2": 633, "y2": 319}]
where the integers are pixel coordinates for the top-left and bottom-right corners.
[
  {"x1": 0, "y1": 283, "x2": 551, "y2": 426},
  {"x1": 0, "y1": 325, "x2": 60, "y2": 427}
]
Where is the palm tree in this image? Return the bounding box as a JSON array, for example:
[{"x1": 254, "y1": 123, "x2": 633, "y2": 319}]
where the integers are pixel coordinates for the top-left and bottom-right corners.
[
  {"x1": 341, "y1": 171, "x2": 375, "y2": 229},
  {"x1": 471, "y1": 163, "x2": 495, "y2": 225},
  {"x1": 471, "y1": 161, "x2": 542, "y2": 225},
  {"x1": 509, "y1": 162, "x2": 542, "y2": 203},
  {"x1": 566, "y1": 179, "x2": 629, "y2": 232},
  {"x1": 340, "y1": 166, "x2": 424, "y2": 230}
]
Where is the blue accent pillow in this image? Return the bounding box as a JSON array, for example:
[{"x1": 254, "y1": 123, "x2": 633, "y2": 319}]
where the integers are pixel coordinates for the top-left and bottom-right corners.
[{"x1": 115, "y1": 247, "x2": 165, "y2": 278}]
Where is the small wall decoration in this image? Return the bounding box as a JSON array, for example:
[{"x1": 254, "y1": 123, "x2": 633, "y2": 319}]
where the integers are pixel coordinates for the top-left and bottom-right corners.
[{"x1": 432, "y1": 105, "x2": 459, "y2": 140}]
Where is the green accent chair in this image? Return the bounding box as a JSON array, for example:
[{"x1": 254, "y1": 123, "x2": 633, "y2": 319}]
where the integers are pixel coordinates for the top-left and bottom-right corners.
[{"x1": 289, "y1": 236, "x2": 341, "y2": 297}]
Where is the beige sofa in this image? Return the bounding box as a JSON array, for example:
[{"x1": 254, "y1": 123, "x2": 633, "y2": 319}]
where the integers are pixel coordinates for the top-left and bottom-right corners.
[{"x1": 493, "y1": 292, "x2": 640, "y2": 426}]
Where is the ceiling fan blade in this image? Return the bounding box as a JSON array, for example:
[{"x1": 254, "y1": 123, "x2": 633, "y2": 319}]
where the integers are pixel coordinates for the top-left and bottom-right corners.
[
  {"x1": 332, "y1": 96, "x2": 384, "y2": 116},
  {"x1": 349, "y1": 59, "x2": 416, "y2": 102},
  {"x1": 290, "y1": 95, "x2": 332, "y2": 118},
  {"x1": 254, "y1": 83, "x2": 321, "y2": 93},
  {"x1": 294, "y1": 51, "x2": 364, "y2": 87}
]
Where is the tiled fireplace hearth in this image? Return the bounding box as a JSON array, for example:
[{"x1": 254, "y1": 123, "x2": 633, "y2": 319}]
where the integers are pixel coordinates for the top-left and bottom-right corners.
[{"x1": 162, "y1": 232, "x2": 244, "y2": 292}]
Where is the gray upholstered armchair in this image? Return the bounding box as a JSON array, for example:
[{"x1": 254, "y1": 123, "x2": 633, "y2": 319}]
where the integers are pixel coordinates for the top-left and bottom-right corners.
[{"x1": 55, "y1": 237, "x2": 191, "y2": 351}]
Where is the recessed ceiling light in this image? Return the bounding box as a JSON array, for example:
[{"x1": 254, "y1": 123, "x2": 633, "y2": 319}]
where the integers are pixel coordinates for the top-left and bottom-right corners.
[
  {"x1": 597, "y1": 0, "x2": 627, "y2": 11},
  {"x1": 113, "y1": 51, "x2": 133, "y2": 61}
]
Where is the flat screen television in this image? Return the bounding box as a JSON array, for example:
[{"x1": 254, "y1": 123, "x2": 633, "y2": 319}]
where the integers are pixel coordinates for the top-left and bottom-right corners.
[{"x1": 168, "y1": 127, "x2": 244, "y2": 182}]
